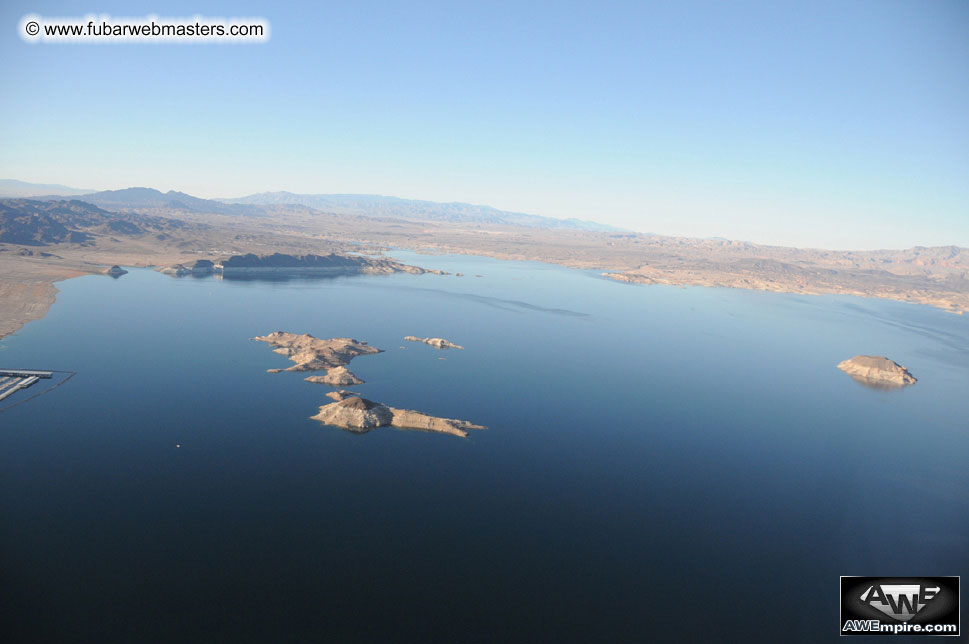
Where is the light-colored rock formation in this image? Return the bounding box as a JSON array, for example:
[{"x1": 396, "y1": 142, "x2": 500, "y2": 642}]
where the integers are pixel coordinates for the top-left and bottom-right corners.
[
  {"x1": 325, "y1": 389, "x2": 361, "y2": 401},
  {"x1": 311, "y1": 396, "x2": 394, "y2": 432},
  {"x1": 404, "y1": 336, "x2": 464, "y2": 350},
  {"x1": 156, "y1": 259, "x2": 215, "y2": 276},
  {"x1": 304, "y1": 366, "x2": 364, "y2": 386},
  {"x1": 256, "y1": 332, "x2": 482, "y2": 437},
  {"x1": 253, "y1": 332, "x2": 382, "y2": 385},
  {"x1": 311, "y1": 396, "x2": 486, "y2": 438},
  {"x1": 386, "y1": 408, "x2": 485, "y2": 437},
  {"x1": 837, "y1": 355, "x2": 917, "y2": 387},
  {"x1": 159, "y1": 263, "x2": 191, "y2": 276}
]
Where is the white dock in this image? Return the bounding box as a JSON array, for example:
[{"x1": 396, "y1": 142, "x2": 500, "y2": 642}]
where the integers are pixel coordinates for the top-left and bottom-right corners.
[
  {"x1": 0, "y1": 370, "x2": 53, "y2": 402},
  {"x1": 0, "y1": 369, "x2": 53, "y2": 379}
]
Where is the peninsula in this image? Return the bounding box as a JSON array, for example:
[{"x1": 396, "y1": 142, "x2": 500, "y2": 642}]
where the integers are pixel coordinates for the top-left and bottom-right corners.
[
  {"x1": 253, "y1": 332, "x2": 382, "y2": 385},
  {"x1": 837, "y1": 355, "x2": 917, "y2": 387},
  {"x1": 215, "y1": 252, "x2": 441, "y2": 275},
  {"x1": 160, "y1": 253, "x2": 441, "y2": 278},
  {"x1": 404, "y1": 336, "x2": 465, "y2": 350}
]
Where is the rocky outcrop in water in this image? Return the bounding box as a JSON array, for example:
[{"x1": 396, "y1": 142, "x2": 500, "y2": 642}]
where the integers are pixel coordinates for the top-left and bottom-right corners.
[
  {"x1": 312, "y1": 396, "x2": 395, "y2": 430},
  {"x1": 255, "y1": 331, "x2": 483, "y2": 438},
  {"x1": 253, "y1": 332, "x2": 381, "y2": 384},
  {"x1": 304, "y1": 366, "x2": 364, "y2": 386},
  {"x1": 404, "y1": 336, "x2": 464, "y2": 350},
  {"x1": 157, "y1": 259, "x2": 217, "y2": 276},
  {"x1": 311, "y1": 396, "x2": 486, "y2": 438},
  {"x1": 837, "y1": 355, "x2": 917, "y2": 387},
  {"x1": 325, "y1": 389, "x2": 361, "y2": 401},
  {"x1": 103, "y1": 265, "x2": 127, "y2": 276},
  {"x1": 159, "y1": 264, "x2": 191, "y2": 276},
  {"x1": 386, "y1": 408, "x2": 485, "y2": 436}
]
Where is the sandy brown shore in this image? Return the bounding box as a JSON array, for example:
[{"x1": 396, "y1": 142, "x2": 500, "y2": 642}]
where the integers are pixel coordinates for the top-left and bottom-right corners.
[{"x1": 0, "y1": 255, "x2": 89, "y2": 339}]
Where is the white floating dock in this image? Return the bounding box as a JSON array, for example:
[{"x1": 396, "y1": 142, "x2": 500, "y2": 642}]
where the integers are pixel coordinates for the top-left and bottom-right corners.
[
  {"x1": 0, "y1": 370, "x2": 53, "y2": 402},
  {"x1": 0, "y1": 369, "x2": 53, "y2": 379}
]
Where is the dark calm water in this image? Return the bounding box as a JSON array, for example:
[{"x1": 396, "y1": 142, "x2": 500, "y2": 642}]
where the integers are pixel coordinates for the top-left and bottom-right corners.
[{"x1": 1, "y1": 252, "x2": 967, "y2": 643}]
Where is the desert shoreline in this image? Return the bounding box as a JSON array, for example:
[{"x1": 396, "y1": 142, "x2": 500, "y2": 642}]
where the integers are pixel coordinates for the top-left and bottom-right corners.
[{"x1": 2, "y1": 241, "x2": 966, "y2": 344}]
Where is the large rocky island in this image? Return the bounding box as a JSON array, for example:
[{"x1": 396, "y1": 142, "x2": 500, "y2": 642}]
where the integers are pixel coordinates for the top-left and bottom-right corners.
[
  {"x1": 837, "y1": 355, "x2": 917, "y2": 387},
  {"x1": 312, "y1": 392, "x2": 486, "y2": 438},
  {"x1": 253, "y1": 332, "x2": 382, "y2": 385}
]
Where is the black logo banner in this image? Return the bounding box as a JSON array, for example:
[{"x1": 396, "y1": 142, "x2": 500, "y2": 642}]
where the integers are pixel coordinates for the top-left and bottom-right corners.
[{"x1": 841, "y1": 577, "x2": 959, "y2": 637}]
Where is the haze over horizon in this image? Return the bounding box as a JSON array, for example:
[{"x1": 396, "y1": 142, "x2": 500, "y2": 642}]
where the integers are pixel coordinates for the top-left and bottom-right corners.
[
  {"x1": 1, "y1": 0, "x2": 967, "y2": 249},
  {"x1": 3, "y1": 178, "x2": 969, "y2": 252}
]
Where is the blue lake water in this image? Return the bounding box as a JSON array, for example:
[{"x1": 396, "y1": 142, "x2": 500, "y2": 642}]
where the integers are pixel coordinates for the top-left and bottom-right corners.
[{"x1": 1, "y1": 252, "x2": 967, "y2": 643}]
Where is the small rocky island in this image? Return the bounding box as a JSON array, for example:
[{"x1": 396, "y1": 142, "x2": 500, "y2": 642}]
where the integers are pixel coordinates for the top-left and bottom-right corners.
[
  {"x1": 102, "y1": 265, "x2": 127, "y2": 277},
  {"x1": 253, "y1": 331, "x2": 382, "y2": 385},
  {"x1": 837, "y1": 355, "x2": 917, "y2": 387},
  {"x1": 404, "y1": 336, "x2": 464, "y2": 350},
  {"x1": 312, "y1": 391, "x2": 486, "y2": 438}
]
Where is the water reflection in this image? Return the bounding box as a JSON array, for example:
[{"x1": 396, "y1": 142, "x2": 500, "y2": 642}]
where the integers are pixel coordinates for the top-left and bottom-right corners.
[
  {"x1": 164, "y1": 269, "x2": 375, "y2": 283},
  {"x1": 845, "y1": 375, "x2": 907, "y2": 391}
]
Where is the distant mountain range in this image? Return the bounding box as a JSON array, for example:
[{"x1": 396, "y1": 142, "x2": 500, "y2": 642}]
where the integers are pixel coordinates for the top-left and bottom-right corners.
[
  {"x1": 0, "y1": 180, "x2": 622, "y2": 232},
  {"x1": 0, "y1": 198, "x2": 202, "y2": 246},
  {"x1": 0, "y1": 179, "x2": 92, "y2": 198},
  {"x1": 221, "y1": 191, "x2": 624, "y2": 232},
  {"x1": 44, "y1": 187, "x2": 262, "y2": 216}
]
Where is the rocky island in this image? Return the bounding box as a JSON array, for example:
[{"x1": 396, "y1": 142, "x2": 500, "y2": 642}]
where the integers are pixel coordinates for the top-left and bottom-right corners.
[
  {"x1": 837, "y1": 355, "x2": 917, "y2": 387},
  {"x1": 312, "y1": 393, "x2": 486, "y2": 438},
  {"x1": 404, "y1": 336, "x2": 465, "y2": 349},
  {"x1": 253, "y1": 331, "x2": 382, "y2": 385},
  {"x1": 254, "y1": 333, "x2": 485, "y2": 437},
  {"x1": 102, "y1": 265, "x2": 127, "y2": 276}
]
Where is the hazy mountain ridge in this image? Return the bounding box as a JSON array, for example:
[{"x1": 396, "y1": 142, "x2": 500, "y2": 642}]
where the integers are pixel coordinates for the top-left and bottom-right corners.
[
  {"x1": 0, "y1": 179, "x2": 93, "y2": 198},
  {"x1": 0, "y1": 198, "x2": 204, "y2": 246},
  {"x1": 221, "y1": 191, "x2": 624, "y2": 232},
  {"x1": 1, "y1": 181, "x2": 622, "y2": 231},
  {"x1": 58, "y1": 187, "x2": 263, "y2": 217}
]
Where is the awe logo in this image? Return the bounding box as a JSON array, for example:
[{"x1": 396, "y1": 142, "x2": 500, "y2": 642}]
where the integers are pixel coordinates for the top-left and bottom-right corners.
[
  {"x1": 859, "y1": 583, "x2": 941, "y2": 622},
  {"x1": 841, "y1": 576, "x2": 959, "y2": 637}
]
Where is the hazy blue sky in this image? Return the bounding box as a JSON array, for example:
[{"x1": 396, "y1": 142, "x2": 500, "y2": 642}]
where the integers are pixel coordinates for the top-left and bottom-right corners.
[{"x1": 1, "y1": 0, "x2": 966, "y2": 248}]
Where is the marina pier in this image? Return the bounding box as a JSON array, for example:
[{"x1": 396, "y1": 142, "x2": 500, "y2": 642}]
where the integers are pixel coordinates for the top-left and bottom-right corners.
[{"x1": 0, "y1": 370, "x2": 54, "y2": 402}]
